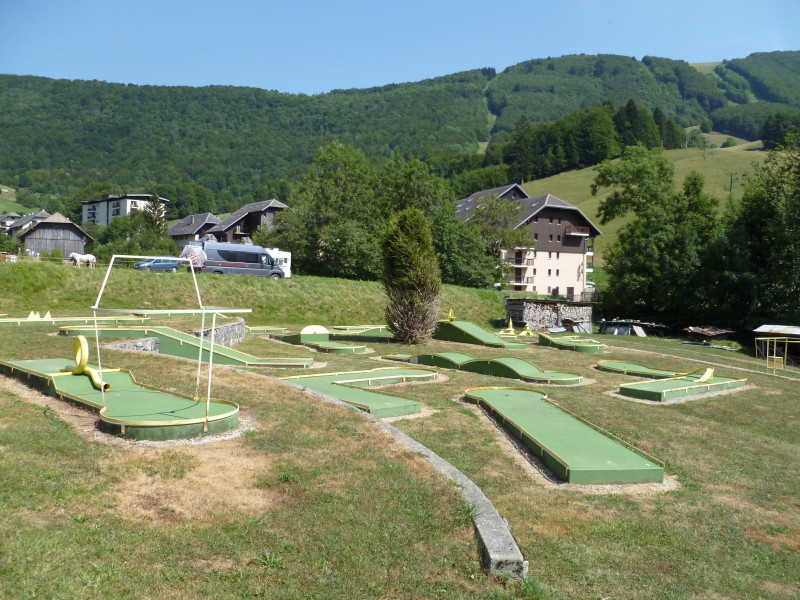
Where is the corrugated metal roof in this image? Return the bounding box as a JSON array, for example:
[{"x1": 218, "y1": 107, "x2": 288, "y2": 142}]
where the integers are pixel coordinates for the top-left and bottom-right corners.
[{"x1": 753, "y1": 324, "x2": 800, "y2": 335}]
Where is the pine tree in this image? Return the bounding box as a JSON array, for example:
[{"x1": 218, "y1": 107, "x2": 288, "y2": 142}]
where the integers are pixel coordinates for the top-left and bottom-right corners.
[{"x1": 382, "y1": 208, "x2": 441, "y2": 344}]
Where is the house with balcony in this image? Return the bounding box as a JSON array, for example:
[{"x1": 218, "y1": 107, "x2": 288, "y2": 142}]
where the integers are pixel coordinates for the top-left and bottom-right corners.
[
  {"x1": 81, "y1": 194, "x2": 169, "y2": 225},
  {"x1": 7, "y1": 210, "x2": 51, "y2": 237},
  {"x1": 206, "y1": 199, "x2": 287, "y2": 243},
  {"x1": 168, "y1": 212, "x2": 222, "y2": 250},
  {"x1": 456, "y1": 188, "x2": 600, "y2": 301}
]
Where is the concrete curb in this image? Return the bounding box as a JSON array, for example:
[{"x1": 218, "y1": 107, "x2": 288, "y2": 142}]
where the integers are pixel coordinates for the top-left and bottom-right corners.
[{"x1": 274, "y1": 378, "x2": 528, "y2": 581}]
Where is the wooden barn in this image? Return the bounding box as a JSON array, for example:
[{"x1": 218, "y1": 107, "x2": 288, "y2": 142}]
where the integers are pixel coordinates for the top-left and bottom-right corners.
[{"x1": 18, "y1": 213, "x2": 93, "y2": 257}]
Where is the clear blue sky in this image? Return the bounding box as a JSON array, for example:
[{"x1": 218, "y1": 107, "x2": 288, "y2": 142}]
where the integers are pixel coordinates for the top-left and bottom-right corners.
[{"x1": 2, "y1": 0, "x2": 798, "y2": 95}]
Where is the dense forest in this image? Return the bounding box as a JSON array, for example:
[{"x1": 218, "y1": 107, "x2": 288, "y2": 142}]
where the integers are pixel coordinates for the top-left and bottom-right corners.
[{"x1": 1, "y1": 51, "x2": 799, "y2": 217}]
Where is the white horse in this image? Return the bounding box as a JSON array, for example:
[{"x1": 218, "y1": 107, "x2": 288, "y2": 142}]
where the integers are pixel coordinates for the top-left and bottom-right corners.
[{"x1": 69, "y1": 252, "x2": 96, "y2": 268}]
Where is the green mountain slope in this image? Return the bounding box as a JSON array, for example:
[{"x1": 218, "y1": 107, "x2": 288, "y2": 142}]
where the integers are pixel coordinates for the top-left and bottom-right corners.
[{"x1": 0, "y1": 51, "x2": 797, "y2": 205}]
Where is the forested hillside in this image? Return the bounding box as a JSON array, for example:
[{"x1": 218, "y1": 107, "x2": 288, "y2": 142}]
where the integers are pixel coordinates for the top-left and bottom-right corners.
[{"x1": 1, "y1": 51, "x2": 798, "y2": 213}]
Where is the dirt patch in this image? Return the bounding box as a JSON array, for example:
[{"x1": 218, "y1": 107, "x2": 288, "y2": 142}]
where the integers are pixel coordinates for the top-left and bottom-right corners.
[
  {"x1": 383, "y1": 405, "x2": 438, "y2": 423},
  {"x1": 110, "y1": 435, "x2": 282, "y2": 523},
  {"x1": 762, "y1": 580, "x2": 799, "y2": 598},
  {"x1": 0, "y1": 375, "x2": 282, "y2": 524}
]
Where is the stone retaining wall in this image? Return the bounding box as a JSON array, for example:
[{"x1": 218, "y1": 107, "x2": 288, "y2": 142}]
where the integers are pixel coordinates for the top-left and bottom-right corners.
[
  {"x1": 506, "y1": 298, "x2": 592, "y2": 329},
  {"x1": 189, "y1": 317, "x2": 246, "y2": 348},
  {"x1": 105, "y1": 337, "x2": 159, "y2": 353}
]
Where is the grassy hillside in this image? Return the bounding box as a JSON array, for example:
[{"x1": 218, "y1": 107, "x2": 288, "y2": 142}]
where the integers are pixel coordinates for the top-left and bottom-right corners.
[
  {"x1": 522, "y1": 141, "x2": 767, "y2": 261},
  {"x1": 1, "y1": 260, "x2": 798, "y2": 599},
  {"x1": 0, "y1": 184, "x2": 26, "y2": 214},
  {"x1": 0, "y1": 261, "x2": 508, "y2": 328}
]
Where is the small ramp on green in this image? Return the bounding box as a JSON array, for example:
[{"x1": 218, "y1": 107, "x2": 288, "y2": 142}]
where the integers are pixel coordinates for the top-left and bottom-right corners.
[
  {"x1": 392, "y1": 352, "x2": 581, "y2": 385},
  {"x1": 60, "y1": 325, "x2": 313, "y2": 368},
  {"x1": 276, "y1": 325, "x2": 367, "y2": 354},
  {"x1": 0, "y1": 358, "x2": 239, "y2": 441},
  {"x1": 538, "y1": 332, "x2": 604, "y2": 354},
  {"x1": 465, "y1": 387, "x2": 664, "y2": 484},
  {"x1": 435, "y1": 321, "x2": 527, "y2": 349},
  {"x1": 281, "y1": 368, "x2": 432, "y2": 418},
  {"x1": 619, "y1": 369, "x2": 747, "y2": 401},
  {"x1": 597, "y1": 360, "x2": 685, "y2": 379},
  {"x1": 464, "y1": 357, "x2": 581, "y2": 385}
]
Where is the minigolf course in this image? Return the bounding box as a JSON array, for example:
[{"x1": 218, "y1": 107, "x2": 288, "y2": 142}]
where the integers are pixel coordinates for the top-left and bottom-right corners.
[
  {"x1": 464, "y1": 387, "x2": 664, "y2": 484},
  {"x1": 386, "y1": 352, "x2": 581, "y2": 385},
  {"x1": 618, "y1": 368, "x2": 747, "y2": 401},
  {"x1": 276, "y1": 325, "x2": 367, "y2": 354},
  {"x1": 0, "y1": 336, "x2": 239, "y2": 440},
  {"x1": 0, "y1": 311, "x2": 150, "y2": 327},
  {"x1": 538, "y1": 332, "x2": 604, "y2": 353},
  {"x1": 435, "y1": 320, "x2": 527, "y2": 349},
  {"x1": 281, "y1": 368, "x2": 432, "y2": 418},
  {"x1": 60, "y1": 325, "x2": 313, "y2": 368},
  {"x1": 596, "y1": 360, "x2": 686, "y2": 379}
]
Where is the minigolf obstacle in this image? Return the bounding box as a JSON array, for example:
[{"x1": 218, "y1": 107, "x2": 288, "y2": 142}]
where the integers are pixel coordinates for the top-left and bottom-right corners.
[
  {"x1": 386, "y1": 352, "x2": 582, "y2": 385},
  {"x1": 464, "y1": 387, "x2": 664, "y2": 484},
  {"x1": 538, "y1": 331, "x2": 604, "y2": 354},
  {"x1": 0, "y1": 335, "x2": 239, "y2": 440},
  {"x1": 280, "y1": 368, "x2": 430, "y2": 418},
  {"x1": 276, "y1": 325, "x2": 368, "y2": 354},
  {"x1": 434, "y1": 320, "x2": 527, "y2": 350}
]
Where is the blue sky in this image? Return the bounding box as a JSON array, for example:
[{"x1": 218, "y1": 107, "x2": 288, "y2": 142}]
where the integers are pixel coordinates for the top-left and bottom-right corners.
[{"x1": 2, "y1": 0, "x2": 798, "y2": 95}]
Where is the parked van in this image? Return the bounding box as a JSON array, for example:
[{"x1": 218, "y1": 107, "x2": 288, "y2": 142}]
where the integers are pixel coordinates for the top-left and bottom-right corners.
[
  {"x1": 190, "y1": 241, "x2": 285, "y2": 279},
  {"x1": 266, "y1": 248, "x2": 292, "y2": 278}
]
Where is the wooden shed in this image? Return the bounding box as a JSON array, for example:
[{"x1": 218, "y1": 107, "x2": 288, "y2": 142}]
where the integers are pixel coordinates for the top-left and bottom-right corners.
[{"x1": 18, "y1": 213, "x2": 93, "y2": 257}]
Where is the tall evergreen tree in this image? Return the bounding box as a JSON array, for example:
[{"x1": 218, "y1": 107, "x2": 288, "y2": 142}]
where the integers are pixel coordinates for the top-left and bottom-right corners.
[{"x1": 383, "y1": 208, "x2": 441, "y2": 344}]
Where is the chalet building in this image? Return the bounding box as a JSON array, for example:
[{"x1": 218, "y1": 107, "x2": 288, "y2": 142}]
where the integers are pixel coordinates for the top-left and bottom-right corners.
[
  {"x1": 81, "y1": 194, "x2": 169, "y2": 225},
  {"x1": 7, "y1": 210, "x2": 51, "y2": 237},
  {"x1": 168, "y1": 212, "x2": 221, "y2": 250},
  {"x1": 456, "y1": 187, "x2": 600, "y2": 301},
  {"x1": 18, "y1": 213, "x2": 93, "y2": 256},
  {"x1": 207, "y1": 199, "x2": 287, "y2": 243},
  {"x1": 0, "y1": 212, "x2": 22, "y2": 232}
]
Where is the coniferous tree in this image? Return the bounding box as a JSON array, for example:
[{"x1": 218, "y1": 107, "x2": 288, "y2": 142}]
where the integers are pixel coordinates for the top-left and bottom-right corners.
[{"x1": 382, "y1": 208, "x2": 441, "y2": 344}]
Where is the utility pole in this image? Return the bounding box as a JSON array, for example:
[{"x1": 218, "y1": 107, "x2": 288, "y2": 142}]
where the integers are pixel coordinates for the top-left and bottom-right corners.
[{"x1": 724, "y1": 172, "x2": 739, "y2": 199}]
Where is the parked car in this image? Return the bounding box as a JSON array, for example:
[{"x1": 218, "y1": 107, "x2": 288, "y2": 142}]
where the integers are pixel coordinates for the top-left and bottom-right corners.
[{"x1": 133, "y1": 257, "x2": 182, "y2": 272}]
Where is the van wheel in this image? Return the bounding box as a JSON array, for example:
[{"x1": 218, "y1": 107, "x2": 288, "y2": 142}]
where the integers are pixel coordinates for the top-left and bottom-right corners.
[{"x1": 271, "y1": 273, "x2": 282, "y2": 280}]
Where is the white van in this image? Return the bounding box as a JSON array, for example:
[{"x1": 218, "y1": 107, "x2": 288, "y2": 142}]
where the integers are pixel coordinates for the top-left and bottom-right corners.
[{"x1": 266, "y1": 248, "x2": 292, "y2": 278}]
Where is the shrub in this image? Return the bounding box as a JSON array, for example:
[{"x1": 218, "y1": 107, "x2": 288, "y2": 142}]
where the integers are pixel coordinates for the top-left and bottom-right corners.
[{"x1": 382, "y1": 208, "x2": 441, "y2": 344}]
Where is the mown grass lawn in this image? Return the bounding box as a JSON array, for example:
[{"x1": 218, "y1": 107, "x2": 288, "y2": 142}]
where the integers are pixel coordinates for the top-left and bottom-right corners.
[{"x1": 1, "y1": 261, "x2": 798, "y2": 599}]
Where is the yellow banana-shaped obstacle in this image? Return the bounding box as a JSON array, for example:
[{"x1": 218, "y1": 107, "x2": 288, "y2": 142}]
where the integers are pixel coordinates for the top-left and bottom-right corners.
[{"x1": 60, "y1": 335, "x2": 110, "y2": 392}]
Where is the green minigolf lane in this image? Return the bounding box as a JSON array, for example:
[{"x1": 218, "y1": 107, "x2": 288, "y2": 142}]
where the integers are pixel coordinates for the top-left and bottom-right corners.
[
  {"x1": 1, "y1": 358, "x2": 238, "y2": 440},
  {"x1": 596, "y1": 360, "x2": 684, "y2": 379},
  {"x1": 435, "y1": 321, "x2": 527, "y2": 349},
  {"x1": 468, "y1": 357, "x2": 581, "y2": 385},
  {"x1": 405, "y1": 353, "x2": 581, "y2": 385},
  {"x1": 465, "y1": 387, "x2": 663, "y2": 484},
  {"x1": 539, "y1": 332, "x2": 604, "y2": 353},
  {"x1": 281, "y1": 368, "x2": 431, "y2": 418},
  {"x1": 61, "y1": 325, "x2": 313, "y2": 368},
  {"x1": 619, "y1": 372, "x2": 747, "y2": 401}
]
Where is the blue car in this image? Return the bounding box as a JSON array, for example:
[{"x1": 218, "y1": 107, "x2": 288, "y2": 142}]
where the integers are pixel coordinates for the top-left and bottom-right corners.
[{"x1": 133, "y1": 257, "x2": 181, "y2": 272}]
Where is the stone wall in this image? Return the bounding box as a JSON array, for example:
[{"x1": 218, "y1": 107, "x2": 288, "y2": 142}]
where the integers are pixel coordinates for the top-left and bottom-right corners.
[
  {"x1": 506, "y1": 298, "x2": 592, "y2": 329},
  {"x1": 105, "y1": 337, "x2": 159, "y2": 353},
  {"x1": 189, "y1": 317, "x2": 246, "y2": 348}
]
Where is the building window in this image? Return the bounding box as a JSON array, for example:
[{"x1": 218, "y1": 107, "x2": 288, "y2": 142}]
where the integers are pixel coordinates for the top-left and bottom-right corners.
[
  {"x1": 533, "y1": 233, "x2": 538, "y2": 241},
  {"x1": 131, "y1": 201, "x2": 138, "y2": 208},
  {"x1": 549, "y1": 217, "x2": 553, "y2": 224},
  {"x1": 547, "y1": 286, "x2": 551, "y2": 293},
  {"x1": 548, "y1": 251, "x2": 552, "y2": 259},
  {"x1": 533, "y1": 217, "x2": 538, "y2": 223},
  {"x1": 557, "y1": 252, "x2": 560, "y2": 259},
  {"x1": 549, "y1": 234, "x2": 553, "y2": 242},
  {"x1": 556, "y1": 269, "x2": 560, "y2": 276},
  {"x1": 558, "y1": 217, "x2": 562, "y2": 225},
  {"x1": 548, "y1": 269, "x2": 552, "y2": 276},
  {"x1": 557, "y1": 234, "x2": 561, "y2": 242}
]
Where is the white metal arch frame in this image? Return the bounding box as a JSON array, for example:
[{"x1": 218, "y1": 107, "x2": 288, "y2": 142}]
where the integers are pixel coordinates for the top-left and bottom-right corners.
[{"x1": 91, "y1": 254, "x2": 251, "y2": 427}]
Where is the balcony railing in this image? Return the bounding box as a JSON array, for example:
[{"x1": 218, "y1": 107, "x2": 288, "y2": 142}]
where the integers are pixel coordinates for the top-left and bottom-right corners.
[
  {"x1": 565, "y1": 226, "x2": 590, "y2": 236},
  {"x1": 507, "y1": 258, "x2": 535, "y2": 267}
]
